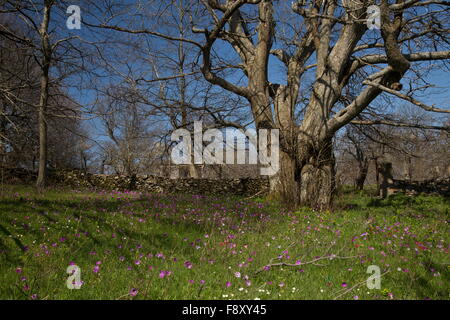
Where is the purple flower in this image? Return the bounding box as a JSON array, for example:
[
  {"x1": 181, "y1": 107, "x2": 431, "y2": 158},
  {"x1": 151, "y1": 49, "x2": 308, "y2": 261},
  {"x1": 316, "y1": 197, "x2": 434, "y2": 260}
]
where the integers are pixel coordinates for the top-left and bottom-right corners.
[
  {"x1": 93, "y1": 266, "x2": 100, "y2": 273},
  {"x1": 30, "y1": 294, "x2": 38, "y2": 300},
  {"x1": 234, "y1": 272, "x2": 241, "y2": 278},
  {"x1": 159, "y1": 270, "x2": 172, "y2": 278},
  {"x1": 129, "y1": 288, "x2": 138, "y2": 297},
  {"x1": 184, "y1": 261, "x2": 193, "y2": 269},
  {"x1": 341, "y1": 282, "x2": 347, "y2": 288},
  {"x1": 15, "y1": 267, "x2": 22, "y2": 274},
  {"x1": 226, "y1": 281, "x2": 232, "y2": 287}
]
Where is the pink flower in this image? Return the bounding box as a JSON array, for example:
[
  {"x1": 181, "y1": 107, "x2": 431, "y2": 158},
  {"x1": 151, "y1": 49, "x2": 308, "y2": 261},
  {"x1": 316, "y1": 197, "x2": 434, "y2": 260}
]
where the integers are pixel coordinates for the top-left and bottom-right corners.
[
  {"x1": 129, "y1": 288, "x2": 138, "y2": 297},
  {"x1": 226, "y1": 281, "x2": 231, "y2": 287},
  {"x1": 234, "y1": 272, "x2": 241, "y2": 278},
  {"x1": 341, "y1": 282, "x2": 347, "y2": 288},
  {"x1": 93, "y1": 266, "x2": 100, "y2": 273}
]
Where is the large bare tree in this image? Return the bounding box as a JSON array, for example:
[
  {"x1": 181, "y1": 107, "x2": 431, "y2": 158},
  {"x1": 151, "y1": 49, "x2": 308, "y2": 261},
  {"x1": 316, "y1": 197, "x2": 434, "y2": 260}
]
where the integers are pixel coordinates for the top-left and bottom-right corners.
[{"x1": 86, "y1": 0, "x2": 450, "y2": 207}]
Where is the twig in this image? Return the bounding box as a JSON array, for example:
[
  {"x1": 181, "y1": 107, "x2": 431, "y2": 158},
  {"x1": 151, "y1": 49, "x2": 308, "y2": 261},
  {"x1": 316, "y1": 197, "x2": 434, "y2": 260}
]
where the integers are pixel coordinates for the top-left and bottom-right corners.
[
  {"x1": 333, "y1": 270, "x2": 390, "y2": 300},
  {"x1": 255, "y1": 254, "x2": 362, "y2": 275}
]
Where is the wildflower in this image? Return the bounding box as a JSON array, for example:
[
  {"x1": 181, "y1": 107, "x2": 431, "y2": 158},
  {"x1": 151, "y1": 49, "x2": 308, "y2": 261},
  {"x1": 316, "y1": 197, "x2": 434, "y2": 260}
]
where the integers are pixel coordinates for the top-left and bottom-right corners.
[
  {"x1": 93, "y1": 266, "x2": 100, "y2": 273},
  {"x1": 129, "y1": 288, "x2": 138, "y2": 297},
  {"x1": 226, "y1": 281, "x2": 232, "y2": 287},
  {"x1": 184, "y1": 261, "x2": 193, "y2": 269},
  {"x1": 341, "y1": 282, "x2": 347, "y2": 288},
  {"x1": 234, "y1": 272, "x2": 241, "y2": 278}
]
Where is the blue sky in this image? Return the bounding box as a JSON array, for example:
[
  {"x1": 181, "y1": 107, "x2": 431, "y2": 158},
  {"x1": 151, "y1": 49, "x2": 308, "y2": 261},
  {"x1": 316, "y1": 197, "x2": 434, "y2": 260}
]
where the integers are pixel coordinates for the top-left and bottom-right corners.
[{"x1": 57, "y1": 1, "x2": 449, "y2": 154}]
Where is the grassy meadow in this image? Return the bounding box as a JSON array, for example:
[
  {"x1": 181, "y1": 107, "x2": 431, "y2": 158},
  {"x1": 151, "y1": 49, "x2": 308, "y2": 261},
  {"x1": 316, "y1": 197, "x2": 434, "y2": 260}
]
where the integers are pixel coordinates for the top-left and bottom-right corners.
[{"x1": 0, "y1": 185, "x2": 448, "y2": 300}]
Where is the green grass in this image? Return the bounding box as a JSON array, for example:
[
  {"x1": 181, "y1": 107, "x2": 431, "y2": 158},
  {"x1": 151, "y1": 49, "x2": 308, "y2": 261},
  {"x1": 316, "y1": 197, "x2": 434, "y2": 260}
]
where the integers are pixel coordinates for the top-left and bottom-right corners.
[{"x1": 0, "y1": 185, "x2": 448, "y2": 300}]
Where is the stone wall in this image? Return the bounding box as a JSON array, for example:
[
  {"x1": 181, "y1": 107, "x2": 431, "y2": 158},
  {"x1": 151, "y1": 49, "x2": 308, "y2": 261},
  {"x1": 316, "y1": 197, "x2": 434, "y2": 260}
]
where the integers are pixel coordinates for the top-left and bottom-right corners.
[
  {"x1": 387, "y1": 177, "x2": 450, "y2": 197},
  {"x1": 52, "y1": 170, "x2": 270, "y2": 197}
]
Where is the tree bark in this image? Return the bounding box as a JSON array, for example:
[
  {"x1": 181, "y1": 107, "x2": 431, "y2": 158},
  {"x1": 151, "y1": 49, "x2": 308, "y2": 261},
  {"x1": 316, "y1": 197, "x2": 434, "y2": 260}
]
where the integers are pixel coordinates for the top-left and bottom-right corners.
[
  {"x1": 268, "y1": 150, "x2": 299, "y2": 206},
  {"x1": 355, "y1": 158, "x2": 369, "y2": 191},
  {"x1": 36, "y1": 2, "x2": 52, "y2": 191},
  {"x1": 298, "y1": 138, "x2": 335, "y2": 209}
]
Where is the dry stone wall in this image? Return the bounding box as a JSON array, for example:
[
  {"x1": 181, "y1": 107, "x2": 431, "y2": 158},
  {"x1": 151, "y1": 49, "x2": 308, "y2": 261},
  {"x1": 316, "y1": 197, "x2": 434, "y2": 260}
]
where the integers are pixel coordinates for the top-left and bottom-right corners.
[{"x1": 53, "y1": 170, "x2": 270, "y2": 196}]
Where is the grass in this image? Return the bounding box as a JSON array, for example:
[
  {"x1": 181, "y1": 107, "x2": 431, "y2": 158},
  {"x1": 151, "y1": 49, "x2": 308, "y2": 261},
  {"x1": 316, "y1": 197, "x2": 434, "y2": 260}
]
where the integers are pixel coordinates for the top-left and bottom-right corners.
[{"x1": 0, "y1": 185, "x2": 448, "y2": 300}]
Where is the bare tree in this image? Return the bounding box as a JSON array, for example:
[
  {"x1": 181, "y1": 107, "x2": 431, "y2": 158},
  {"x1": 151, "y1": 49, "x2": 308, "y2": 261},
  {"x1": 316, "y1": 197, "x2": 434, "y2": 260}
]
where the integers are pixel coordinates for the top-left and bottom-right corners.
[
  {"x1": 82, "y1": 0, "x2": 449, "y2": 208},
  {"x1": 0, "y1": 0, "x2": 88, "y2": 189}
]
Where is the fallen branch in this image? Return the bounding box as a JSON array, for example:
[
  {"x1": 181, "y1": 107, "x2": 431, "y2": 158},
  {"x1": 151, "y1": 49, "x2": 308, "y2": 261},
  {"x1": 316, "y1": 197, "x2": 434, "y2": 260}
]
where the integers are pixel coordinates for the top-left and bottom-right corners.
[{"x1": 255, "y1": 254, "x2": 362, "y2": 275}]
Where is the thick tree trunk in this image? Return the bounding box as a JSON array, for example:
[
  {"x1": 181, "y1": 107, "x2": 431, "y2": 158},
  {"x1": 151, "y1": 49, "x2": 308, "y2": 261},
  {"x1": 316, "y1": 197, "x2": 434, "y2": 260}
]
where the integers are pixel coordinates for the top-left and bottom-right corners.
[
  {"x1": 268, "y1": 150, "x2": 299, "y2": 206},
  {"x1": 268, "y1": 140, "x2": 335, "y2": 210},
  {"x1": 298, "y1": 140, "x2": 335, "y2": 209}
]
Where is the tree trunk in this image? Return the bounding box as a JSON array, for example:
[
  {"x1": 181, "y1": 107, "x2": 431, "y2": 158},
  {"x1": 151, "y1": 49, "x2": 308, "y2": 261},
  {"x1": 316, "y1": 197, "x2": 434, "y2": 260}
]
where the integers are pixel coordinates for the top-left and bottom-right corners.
[
  {"x1": 268, "y1": 150, "x2": 299, "y2": 206},
  {"x1": 268, "y1": 140, "x2": 335, "y2": 210},
  {"x1": 298, "y1": 139, "x2": 335, "y2": 209},
  {"x1": 36, "y1": 99, "x2": 48, "y2": 190},
  {"x1": 36, "y1": 2, "x2": 52, "y2": 191},
  {"x1": 355, "y1": 159, "x2": 369, "y2": 191}
]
